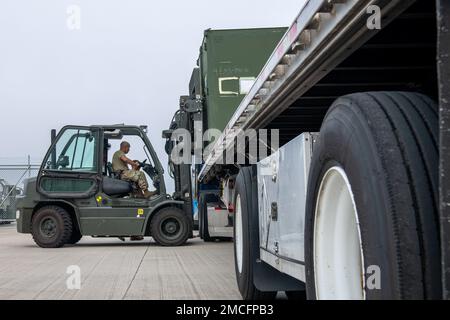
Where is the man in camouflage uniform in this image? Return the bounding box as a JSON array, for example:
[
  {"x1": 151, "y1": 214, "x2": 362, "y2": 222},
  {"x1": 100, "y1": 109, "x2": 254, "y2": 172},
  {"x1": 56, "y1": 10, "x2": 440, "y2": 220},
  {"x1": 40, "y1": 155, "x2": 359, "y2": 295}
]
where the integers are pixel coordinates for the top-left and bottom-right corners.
[{"x1": 112, "y1": 141, "x2": 155, "y2": 199}]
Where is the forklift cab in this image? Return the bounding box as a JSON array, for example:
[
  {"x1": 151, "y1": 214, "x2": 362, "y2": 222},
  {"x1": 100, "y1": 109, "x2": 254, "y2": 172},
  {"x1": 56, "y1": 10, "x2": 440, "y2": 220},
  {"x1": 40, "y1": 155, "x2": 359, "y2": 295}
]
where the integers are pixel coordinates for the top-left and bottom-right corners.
[
  {"x1": 16, "y1": 125, "x2": 192, "y2": 248},
  {"x1": 37, "y1": 125, "x2": 166, "y2": 200}
]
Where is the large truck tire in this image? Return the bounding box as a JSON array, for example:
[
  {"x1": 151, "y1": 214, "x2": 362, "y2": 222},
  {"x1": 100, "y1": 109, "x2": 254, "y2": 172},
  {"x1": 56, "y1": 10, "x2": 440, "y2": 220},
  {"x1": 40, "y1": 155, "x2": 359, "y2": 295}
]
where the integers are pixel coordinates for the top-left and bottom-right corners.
[
  {"x1": 305, "y1": 91, "x2": 440, "y2": 300},
  {"x1": 31, "y1": 206, "x2": 73, "y2": 248},
  {"x1": 150, "y1": 207, "x2": 190, "y2": 246},
  {"x1": 199, "y1": 193, "x2": 218, "y2": 242},
  {"x1": 233, "y1": 166, "x2": 277, "y2": 300}
]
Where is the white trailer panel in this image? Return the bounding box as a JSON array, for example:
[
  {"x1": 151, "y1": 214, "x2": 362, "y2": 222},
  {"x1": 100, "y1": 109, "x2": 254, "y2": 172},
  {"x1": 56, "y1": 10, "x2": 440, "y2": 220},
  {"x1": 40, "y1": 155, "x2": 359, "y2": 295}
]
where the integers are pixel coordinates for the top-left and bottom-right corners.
[{"x1": 257, "y1": 132, "x2": 317, "y2": 282}]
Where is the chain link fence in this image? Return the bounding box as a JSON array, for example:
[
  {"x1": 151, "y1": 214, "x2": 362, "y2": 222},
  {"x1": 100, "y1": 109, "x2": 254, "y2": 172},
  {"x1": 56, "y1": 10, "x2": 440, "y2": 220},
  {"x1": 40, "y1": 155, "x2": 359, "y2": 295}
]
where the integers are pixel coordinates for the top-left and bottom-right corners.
[{"x1": 0, "y1": 157, "x2": 41, "y2": 224}]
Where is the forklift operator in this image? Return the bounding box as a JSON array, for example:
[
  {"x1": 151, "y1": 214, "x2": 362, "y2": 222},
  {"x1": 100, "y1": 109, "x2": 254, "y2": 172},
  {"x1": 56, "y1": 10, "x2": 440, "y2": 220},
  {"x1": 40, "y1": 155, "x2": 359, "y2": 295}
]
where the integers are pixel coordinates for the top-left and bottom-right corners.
[{"x1": 112, "y1": 141, "x2": 155, "y2": 199}]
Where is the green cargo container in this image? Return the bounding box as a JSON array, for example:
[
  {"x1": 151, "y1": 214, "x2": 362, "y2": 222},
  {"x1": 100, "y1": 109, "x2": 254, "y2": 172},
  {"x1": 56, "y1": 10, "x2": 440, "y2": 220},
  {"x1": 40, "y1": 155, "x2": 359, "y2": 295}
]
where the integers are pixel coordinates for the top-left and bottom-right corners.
[{"x1": 198, "y1": 27, "x2": 287, "y2": 133}]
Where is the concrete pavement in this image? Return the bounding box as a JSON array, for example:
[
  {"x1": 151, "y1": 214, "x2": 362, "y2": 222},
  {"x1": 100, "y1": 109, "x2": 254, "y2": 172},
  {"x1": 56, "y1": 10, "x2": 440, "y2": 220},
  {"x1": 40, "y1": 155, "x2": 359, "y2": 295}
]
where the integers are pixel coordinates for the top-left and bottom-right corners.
[{"x1": 0, "y1": 224, "x2": 241, "y2": 300}]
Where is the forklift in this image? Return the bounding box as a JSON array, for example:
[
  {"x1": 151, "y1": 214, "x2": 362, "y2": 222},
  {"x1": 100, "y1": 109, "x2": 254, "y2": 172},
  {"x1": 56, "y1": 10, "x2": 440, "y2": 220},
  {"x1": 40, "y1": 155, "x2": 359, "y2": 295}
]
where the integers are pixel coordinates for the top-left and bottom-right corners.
[{"x1": 15, "y1": 125, "x2": 193, "y2": 248}]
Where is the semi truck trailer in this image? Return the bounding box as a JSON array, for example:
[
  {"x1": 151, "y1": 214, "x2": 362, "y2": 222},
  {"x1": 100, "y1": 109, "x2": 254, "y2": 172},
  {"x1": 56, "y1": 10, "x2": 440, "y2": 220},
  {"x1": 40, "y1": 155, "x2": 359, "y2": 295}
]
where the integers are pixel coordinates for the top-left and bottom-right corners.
[
  {"x1": 164, "y1": 27, "x2": 287, "y2": 241},
  {"x1": 166, "y1": 0, "x2": 450, "y2": 300}
]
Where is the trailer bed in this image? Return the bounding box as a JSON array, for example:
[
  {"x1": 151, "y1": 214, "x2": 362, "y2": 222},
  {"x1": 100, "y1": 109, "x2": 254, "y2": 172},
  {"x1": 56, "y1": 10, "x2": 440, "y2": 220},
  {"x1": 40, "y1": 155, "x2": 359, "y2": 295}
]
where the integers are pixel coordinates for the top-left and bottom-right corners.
[{"x1": 198, "y1": 0, "x2": 420, "y2": 180}]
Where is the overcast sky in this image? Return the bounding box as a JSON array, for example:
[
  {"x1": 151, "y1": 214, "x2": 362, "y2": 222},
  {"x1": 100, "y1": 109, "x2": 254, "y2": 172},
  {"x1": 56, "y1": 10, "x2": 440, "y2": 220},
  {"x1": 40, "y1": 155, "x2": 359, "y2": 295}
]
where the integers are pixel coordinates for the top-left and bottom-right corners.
[{"x1": 0, "y1": 0, "x2": 304, "y2": 189}]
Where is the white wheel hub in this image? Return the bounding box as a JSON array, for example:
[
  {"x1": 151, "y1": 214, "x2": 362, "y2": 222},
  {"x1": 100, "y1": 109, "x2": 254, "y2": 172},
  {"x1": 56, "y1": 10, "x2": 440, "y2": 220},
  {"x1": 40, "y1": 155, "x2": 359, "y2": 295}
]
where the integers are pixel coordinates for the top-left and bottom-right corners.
[
  {"x1": 235, "y1": 195, "x2": 243, "y2": 274},
  {"x1": 314, "y1": 166, "x2": 365, "y2": 300}
]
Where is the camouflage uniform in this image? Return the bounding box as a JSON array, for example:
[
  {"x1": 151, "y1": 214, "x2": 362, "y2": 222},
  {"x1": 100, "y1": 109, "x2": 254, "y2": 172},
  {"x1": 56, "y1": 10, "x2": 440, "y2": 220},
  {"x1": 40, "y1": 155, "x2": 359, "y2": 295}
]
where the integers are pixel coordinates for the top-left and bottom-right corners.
[
  {"x1": 112, "y1": 150, "x2": 149, "y2": 192},
  {"x1": 120, "y1": 170, "x2": 148, "y2": 191}
]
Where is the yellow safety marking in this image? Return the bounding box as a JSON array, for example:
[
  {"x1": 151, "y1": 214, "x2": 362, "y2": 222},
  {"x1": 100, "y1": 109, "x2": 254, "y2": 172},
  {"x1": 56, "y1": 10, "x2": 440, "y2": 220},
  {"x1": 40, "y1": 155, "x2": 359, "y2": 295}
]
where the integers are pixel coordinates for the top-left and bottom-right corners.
[{"x1": 137, "y1": 209, "x2": 144, "y2": 216}]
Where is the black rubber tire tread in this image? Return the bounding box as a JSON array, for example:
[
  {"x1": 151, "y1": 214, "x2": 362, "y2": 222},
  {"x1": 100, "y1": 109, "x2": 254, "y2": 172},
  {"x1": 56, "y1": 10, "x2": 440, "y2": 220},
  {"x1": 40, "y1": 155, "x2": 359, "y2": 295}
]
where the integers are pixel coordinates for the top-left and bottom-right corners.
[
  {"x1": 394, "y1": 92, "x2": 439, "y2": 206},
  {"x1": 304, "y1": 91, "x2": 440, "y2": 300},
  {"x1": 31, "y1": 205, "x2": 73, "y2": 248},
  {"x1": 234, "y1": 166, "x2": 277, "y2": 300},
  {"x1": 67, "y1": 230, "x2": 82, "y2": 245},
  {"x1": 368, "y1": 91, "x2": 440, "y2": 298},
  {"x1": 399, "y1": 92, "x2": 438, "y2": 149},
  {"x1": 150, "y1": 207, "x2": 190, "y2": 246},
  {"x1": 67, "y1": 215, "x2": 82, "y2": 245}
]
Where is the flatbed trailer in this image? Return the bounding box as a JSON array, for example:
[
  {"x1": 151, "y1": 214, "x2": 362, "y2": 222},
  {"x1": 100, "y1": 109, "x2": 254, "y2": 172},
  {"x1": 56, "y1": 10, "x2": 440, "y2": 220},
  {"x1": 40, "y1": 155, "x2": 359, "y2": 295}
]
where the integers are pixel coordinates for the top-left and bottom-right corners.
[{"x1": 189, "y1": 0, "x2": 450, "y2": 299}]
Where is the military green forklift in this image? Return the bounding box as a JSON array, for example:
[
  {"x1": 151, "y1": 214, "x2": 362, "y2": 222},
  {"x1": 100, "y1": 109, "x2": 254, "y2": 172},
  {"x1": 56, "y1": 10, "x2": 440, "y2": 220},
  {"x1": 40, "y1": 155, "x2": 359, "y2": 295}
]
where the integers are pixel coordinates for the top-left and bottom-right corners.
[{"x1": 15, "y1": 125, "x2": 194, "y2": 248}]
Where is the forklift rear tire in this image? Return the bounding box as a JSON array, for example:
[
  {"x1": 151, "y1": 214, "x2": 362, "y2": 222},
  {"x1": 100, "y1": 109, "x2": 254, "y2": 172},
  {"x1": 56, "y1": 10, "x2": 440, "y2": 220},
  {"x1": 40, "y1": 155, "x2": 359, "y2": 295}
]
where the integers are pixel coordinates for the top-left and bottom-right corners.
[
  {"x1": 150, "y1": 207, "x2": 190, "y2": 246},
  {"x1": 31, "y1": 206, "x2": 73, "y2": 248},
  {"x1": 234, "y1": 166, "x2": 277, "y2": 300},
  {"x1": 305, "y1": 92, "x2": 440, "y2": 299},
  {"x1": 67, "y1": 230, "x2": 82, "y2": 245}
]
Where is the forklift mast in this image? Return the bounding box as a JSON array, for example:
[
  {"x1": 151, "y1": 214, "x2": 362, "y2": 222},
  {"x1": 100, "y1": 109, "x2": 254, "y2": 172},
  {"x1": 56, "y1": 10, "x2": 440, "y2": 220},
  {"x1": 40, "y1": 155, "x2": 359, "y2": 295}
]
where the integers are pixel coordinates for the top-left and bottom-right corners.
[{"x1": 163, "y1": 68, "x2": 204, "y2": 217}]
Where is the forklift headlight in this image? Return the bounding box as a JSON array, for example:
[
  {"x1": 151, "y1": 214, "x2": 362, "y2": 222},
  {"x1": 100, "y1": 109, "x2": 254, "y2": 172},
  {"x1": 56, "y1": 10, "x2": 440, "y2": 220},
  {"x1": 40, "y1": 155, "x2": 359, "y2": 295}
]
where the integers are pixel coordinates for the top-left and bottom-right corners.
[{"x1": 16, "y1": 210, "x2": 21, "y2": 220}]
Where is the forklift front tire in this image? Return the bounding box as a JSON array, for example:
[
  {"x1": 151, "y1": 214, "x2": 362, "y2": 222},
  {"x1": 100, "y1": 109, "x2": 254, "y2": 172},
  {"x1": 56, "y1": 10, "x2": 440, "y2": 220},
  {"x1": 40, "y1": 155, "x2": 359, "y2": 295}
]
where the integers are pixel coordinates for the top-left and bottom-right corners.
[
  {"x1": 31, "y1": 206, "x2": 73, "y2": 248},
  {"x1": 150, "y1": 207, "x2": 190, "y2": 246}
]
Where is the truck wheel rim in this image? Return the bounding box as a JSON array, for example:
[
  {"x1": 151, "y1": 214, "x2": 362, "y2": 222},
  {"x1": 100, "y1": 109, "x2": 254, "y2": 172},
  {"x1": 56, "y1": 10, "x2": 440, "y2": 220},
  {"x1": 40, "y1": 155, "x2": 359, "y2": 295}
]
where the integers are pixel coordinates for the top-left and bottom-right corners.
[
  {"x1": 40, "y1": 217, "x2": 57, "y2": 238},
  {"x1": 235, "y1": 195, "x2": 243, "y2": 274},
  {"x1": 313, "y1": 166, "x2": 365, "y2": 300}
]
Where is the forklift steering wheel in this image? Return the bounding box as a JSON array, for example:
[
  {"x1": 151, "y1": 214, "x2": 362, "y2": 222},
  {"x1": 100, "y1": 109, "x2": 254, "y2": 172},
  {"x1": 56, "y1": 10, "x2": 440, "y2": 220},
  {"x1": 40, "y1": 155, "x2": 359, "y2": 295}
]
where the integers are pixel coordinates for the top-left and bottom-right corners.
[
  {"x1": 136, "y1": 159, "x2": 147, "y2": 169},
  {"x1": 137, "y1": 160, "x2": 159, "y2": 188}
]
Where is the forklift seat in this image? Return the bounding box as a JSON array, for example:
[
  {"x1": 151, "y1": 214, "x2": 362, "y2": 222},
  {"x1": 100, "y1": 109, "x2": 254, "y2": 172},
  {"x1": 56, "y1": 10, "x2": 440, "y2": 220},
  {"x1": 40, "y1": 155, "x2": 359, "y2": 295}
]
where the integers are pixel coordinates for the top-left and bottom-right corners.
[
  {"x1": 102, "y1": 177, "x2": 132, "y2": 197},
  {"x1": 106, "y1": 162, "x2": 120, "y2": 179}
]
